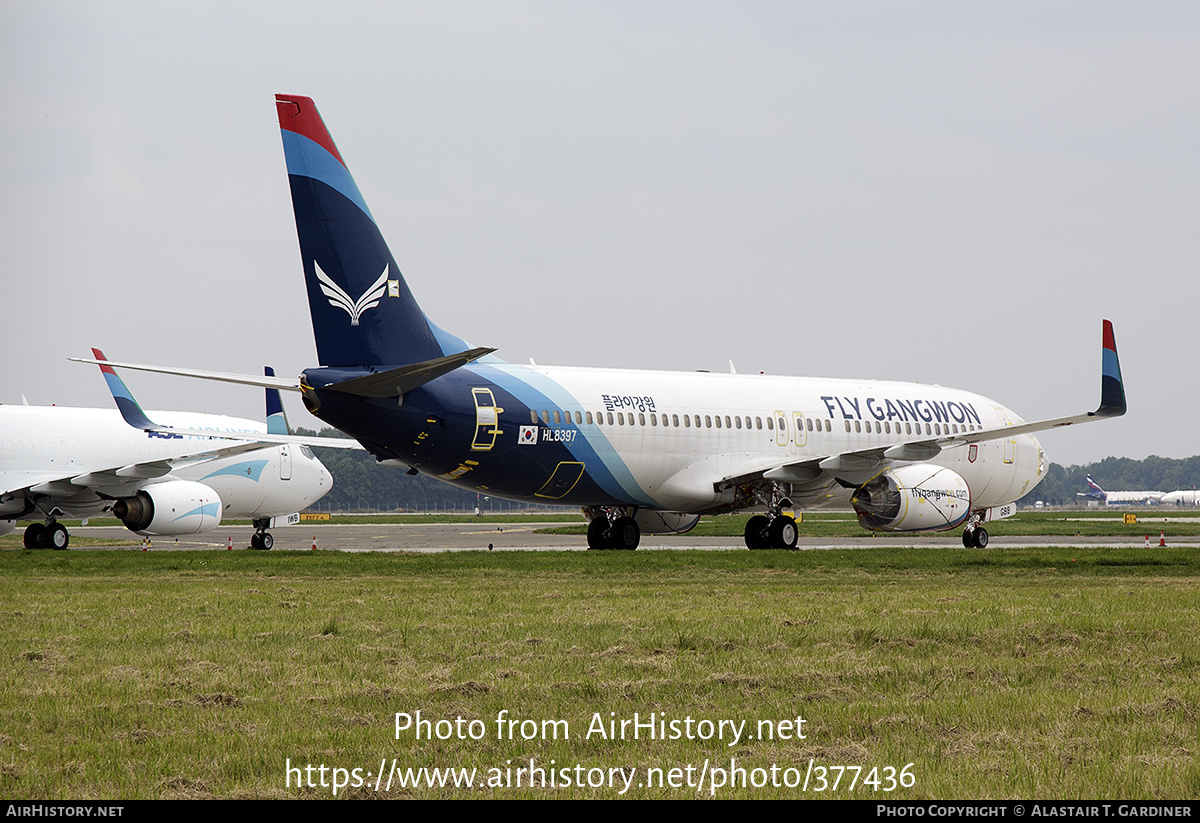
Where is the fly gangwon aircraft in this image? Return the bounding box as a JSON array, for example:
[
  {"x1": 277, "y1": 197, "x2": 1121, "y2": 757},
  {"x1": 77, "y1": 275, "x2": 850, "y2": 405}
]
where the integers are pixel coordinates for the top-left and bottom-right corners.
[{"x1": 81, "y1": 94, "x2": 1127, "y2": 550}]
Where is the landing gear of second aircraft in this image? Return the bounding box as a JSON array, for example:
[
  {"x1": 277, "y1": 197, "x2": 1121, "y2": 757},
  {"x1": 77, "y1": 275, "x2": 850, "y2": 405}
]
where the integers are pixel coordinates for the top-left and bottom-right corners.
[{"x1": 250, "y1": 519, "x2": 275, "y2": 550}]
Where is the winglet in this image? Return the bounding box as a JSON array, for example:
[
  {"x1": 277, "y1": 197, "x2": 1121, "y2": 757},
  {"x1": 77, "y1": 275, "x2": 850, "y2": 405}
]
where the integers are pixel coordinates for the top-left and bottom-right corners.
[
  {"x1": 91, "y1": 347, "x2": 161, "y2": 431},
  {"x1": 265, "y1": 366, "x2": 290, "y2": 435},
  {"x1": 1097, "y1": 319, "x2": 1126, "y2": 417}
]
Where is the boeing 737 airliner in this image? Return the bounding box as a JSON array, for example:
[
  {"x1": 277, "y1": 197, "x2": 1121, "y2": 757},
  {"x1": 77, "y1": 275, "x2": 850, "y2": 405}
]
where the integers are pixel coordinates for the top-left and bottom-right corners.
[
  {"x1": 82, "y1": 94, "x2": 1127, "y2": 550},
  {"x1": 2, "y1": 354, "x2": 350, "y2": 549}
]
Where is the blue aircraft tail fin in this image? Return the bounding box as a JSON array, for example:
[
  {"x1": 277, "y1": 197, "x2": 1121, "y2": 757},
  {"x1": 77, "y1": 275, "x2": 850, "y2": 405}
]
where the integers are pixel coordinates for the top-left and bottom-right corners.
[
  {"x1": 276, "y1": 94, "x2": 474, "y2": 368},
  {"x1": 264, "y1": 366, "x2": 289, "y2": 435},
  {"x1": 91, "y1": 348, "x2": 160, "y2": 431}
]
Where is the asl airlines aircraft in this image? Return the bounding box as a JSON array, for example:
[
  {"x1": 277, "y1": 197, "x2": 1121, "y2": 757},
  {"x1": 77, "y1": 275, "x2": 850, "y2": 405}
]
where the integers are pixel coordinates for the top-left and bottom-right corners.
[
  {"x1": 82, "y1": 94, "x2": 1127, "y2": 551},
  {"x1": 1, "y1": 354, "x2": 349, "y2": 549}
]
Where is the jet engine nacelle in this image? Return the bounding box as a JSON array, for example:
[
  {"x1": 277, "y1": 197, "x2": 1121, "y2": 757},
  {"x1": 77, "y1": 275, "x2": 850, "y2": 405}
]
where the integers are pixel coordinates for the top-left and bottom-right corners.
[
  {"x1": 851, "y1": 464, "x2": 971, "y2": 532},
  {"x1": 112, "y1": 480, "x2": 223, "y2": 535}
]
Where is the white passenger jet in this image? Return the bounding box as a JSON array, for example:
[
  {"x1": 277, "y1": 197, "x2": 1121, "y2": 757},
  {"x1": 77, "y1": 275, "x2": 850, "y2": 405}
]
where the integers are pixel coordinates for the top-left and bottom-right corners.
[
  {"x1": 79, "y1": 95, "x2": 1127, "y2": 550},
  {"x1": 1077, "y1": 475, "x2": 1164, "y2": 506},
  {"x1": 2, "y1": 352, "x2": 354, "y2": 549}
]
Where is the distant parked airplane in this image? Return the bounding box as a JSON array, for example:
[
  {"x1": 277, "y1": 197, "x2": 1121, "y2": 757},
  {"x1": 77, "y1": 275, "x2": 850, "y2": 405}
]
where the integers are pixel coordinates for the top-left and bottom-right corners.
[
  {"x1": 1076, "y1": 474, "x2": 1163, "y2": 506},
  {"x1": 1, "y1": 353, "x2": 353, "y2": 549}
]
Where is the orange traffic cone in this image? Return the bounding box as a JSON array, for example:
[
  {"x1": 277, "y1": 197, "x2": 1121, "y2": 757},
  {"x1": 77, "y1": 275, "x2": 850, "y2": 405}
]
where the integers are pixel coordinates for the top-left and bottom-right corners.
[
  {"x1": 311, "y1": 536, "x2": 317, "y2": 551},
  {"x1": 1159, "y1": 532, "x2": 1167, "y2": 547},
  {"x1": 1144, "y1": 535, "x2": 1150, "y2": 548},
  {"x1": 227, "y1": 536, "x2": 232, "y2": 550}
]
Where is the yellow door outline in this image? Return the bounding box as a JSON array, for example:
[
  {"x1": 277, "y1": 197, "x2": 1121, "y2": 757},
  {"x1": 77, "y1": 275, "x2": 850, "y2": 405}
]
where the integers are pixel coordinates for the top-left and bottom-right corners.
[
  {"x1": 471, "y1": 388, "x2": 504, "y2": 451},
  {"x1": 792, "y1": 411, "x2": 807, "y2": 448},
  {"x1": 535, "y1": 462, "x2": 585, "y2": 499}
]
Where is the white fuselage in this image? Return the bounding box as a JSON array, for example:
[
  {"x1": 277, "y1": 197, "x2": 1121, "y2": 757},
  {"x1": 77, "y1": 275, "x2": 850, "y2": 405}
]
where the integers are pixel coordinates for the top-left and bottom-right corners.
[
  {"x1": 479, "y1": 363, "x2": 1048, "y2": 513},
  {"x1": 0, "y1": 405, "x2": 332, "y2": 522}
]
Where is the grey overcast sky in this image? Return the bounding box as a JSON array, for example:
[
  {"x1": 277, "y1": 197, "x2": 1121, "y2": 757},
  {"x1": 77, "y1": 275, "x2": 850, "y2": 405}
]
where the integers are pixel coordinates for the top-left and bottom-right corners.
[{"x1": 2, "y1": 1, "x2": 1196, "y2": 469}]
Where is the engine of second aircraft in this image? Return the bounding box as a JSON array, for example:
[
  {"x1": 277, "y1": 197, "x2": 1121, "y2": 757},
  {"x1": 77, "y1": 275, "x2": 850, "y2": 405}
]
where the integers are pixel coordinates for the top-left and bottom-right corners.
[
  {"x1": 851, "y1": 464, "x2": 971, "y2": 532},
  {"x1": 112, "y1": 480, "x2": 223, "y2": 535}
]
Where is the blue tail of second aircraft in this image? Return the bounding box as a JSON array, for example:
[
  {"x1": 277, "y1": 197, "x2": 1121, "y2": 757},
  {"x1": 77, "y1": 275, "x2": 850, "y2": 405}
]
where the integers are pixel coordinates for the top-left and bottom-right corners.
[{"x1": 276, "y1": 94, "x2": 473, "y2": 369}]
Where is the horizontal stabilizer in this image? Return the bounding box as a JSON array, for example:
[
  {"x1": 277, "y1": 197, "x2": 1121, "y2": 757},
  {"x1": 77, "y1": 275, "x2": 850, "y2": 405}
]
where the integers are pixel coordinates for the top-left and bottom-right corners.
[
  {"x1": 73, "y1": 350, "x2": 362, "y2": 451},
  {"x1": 68, "y1": 356, "x2": 302, "y2": 391},
  {"x1": 322, "y1": 347, "x2": 497, "y2": 398}
]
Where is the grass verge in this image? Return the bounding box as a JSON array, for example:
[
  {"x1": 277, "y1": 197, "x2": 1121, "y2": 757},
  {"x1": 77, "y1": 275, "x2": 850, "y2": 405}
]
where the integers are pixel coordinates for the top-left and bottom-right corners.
[{"x1": 1, "y1": 548, "x2": 1197, "y2": 798}]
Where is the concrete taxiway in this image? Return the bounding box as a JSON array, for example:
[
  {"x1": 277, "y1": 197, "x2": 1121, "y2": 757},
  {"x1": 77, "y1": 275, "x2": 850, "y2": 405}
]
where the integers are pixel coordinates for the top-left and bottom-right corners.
[{"x1": 62, "y1": 522, "x2": 1200, "y2": 552}]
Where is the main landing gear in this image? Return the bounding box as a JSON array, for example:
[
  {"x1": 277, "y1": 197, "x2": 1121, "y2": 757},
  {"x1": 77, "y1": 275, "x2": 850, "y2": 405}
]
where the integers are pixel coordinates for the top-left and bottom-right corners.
[
  {"x1": 250, "y1": 519, "x2": 274, "y2": 550},
  {"x1": 24, "y1": 519, "x2": 69, "y2": 550},
  {"x1": 742, "y1": 483, "x2": 799, "y2": 550},
  {"x1": 587, "y1": 509, "x2": 640, "y2": 550},
  {"x1": 743, "y1": 513, "x2": 799, "y2": 550},
  {"x1": 961, "y1": 513, "x2": 989, "y2": 548}
]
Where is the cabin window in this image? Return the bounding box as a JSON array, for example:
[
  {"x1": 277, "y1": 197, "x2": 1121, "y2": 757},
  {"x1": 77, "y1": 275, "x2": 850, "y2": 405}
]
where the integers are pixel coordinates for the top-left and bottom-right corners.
[
  {"x1": 530, "y1": 410, "x2": 538, "y2": 424},
  {"x1": 553, "y1": 410, "x2": 561, "y2": 424},
  {"x1": 724, "y1": 415, "x2": 732, "y2": 428},
  {"x1": 714, "y1": 415, "x2": 721, "y2": 428},
  {"x1": 650, "y1": 413, "x2": 657, "y2": 426},
  {"x1": 542, "y1": 410, "x2": 550, "y2": 424},
  {"x1": 586, "y1": 411, "x2": 594, "y2": 425},
  {"x1": 673, "y1": 414, "x2": 680, "y2": 427},
  {"x1": 683, "y1": 414, "x2": 690, "y2": 427},
  {"x1": 575, "y1": 411, "x2": 582, "y2": 424},
  {"x1": 766, "y1": 417, "x2": 773, "y2": 431},
  {"x1": 705, "y1": 415, "x2": 712, "y2": 428},
  {"x1": 854, "y1": 420, "x2": 861, "y2": 433},
  {"x1": 639, "y1": 413, "x2": 646, "y2": 426},
  {"x1": 607, "y1": 412, "x2": 614, "y2": 425},
  {"x1": 735, "y1": 416, "x2": 742, "y2": 429},
  {"x1": 617, "y1": 412, "x2": 624, "y2": 425}
]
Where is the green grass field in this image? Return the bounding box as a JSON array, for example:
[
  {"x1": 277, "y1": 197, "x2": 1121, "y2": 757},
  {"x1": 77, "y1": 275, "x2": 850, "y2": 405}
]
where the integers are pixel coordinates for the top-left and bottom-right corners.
[{"x1": 2, "y1": 545, "x2": 1197, "y2": 799}]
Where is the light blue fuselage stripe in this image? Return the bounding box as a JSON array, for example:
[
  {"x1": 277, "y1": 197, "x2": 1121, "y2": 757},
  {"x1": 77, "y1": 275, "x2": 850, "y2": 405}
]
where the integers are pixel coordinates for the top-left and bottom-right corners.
[
  {"x1": 468, "y1": 364, "x2": 658, "y2": 506},
  {"x1": 201, "y1": 461, "x2": 268, "y2": 483},
  {"x1": 281, "y1": 131, "x2": 375, "y2": 223}
]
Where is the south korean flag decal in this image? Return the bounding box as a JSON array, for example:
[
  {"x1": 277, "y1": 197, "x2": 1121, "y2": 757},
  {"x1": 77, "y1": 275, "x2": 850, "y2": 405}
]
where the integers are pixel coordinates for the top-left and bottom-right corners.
[{"x1": 518, "y1": 425, "x2": 539, "y2": 445}]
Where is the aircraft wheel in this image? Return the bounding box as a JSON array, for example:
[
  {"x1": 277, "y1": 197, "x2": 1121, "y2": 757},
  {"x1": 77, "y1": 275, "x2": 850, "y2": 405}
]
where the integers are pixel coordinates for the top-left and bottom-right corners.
[
  {"x1": 45, "y1": 523, "x2": 69, "y2": 550},
  {"x1": 770, "y1": 515, "x2": 798, "y2": 550},
  {"x1": 586, "y1": 517, "x2": 611, "y2": 550},
  {"x1": 962, "y1": 530, "x2": 973, "y2": 548},
  {"x1": 974, "y1": 528, "x2": 989, "y2": 549},
  {"x1": 23, "y1": 523, "x2": 45, "y2": 549},
  {"x1": 744, "y1": 515, "x2": 769, "y2": 550},
  {"x1": 260, "y1": 532, "x2": 274, "y2": 551},
  {"x1": 611, "y1": 516, "x2": 640, "y2": 550},
  {"x1": 250, "y1": 533, "x2": 262, "y2": 550}
]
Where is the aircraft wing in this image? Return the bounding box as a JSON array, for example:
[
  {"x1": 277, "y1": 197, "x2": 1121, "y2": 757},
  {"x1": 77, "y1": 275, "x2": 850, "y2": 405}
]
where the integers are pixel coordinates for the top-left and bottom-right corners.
[
  {"x1": 0, "y1": 440, "x2": 279, "y2": 500},
  {"x1": 723, "y1": 319, "x2": 1126, "y2": 492}
]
